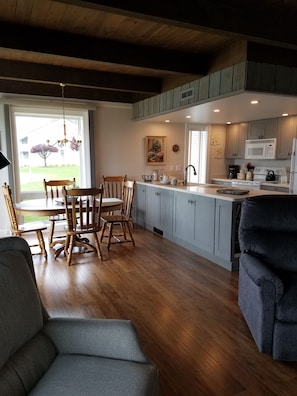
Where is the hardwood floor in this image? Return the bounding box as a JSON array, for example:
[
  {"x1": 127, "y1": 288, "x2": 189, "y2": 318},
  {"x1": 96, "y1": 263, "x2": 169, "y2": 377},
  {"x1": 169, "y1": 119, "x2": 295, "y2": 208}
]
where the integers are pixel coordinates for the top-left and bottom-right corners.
[{"x1": 31, "y1": 226, "x2": 297, "y2": 396}]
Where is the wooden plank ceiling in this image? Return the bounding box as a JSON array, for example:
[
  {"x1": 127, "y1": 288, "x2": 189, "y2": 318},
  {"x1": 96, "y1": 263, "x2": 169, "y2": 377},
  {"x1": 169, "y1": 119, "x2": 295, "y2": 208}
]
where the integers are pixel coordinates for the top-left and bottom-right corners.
[{"x1": 0, "y1": 0, "x2": 296, "y2": 103}]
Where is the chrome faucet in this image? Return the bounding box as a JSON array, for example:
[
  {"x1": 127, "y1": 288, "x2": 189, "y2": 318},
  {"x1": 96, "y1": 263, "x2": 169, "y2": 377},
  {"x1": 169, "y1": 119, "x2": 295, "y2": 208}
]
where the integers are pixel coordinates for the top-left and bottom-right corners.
[{"x1": 184, "y1": 165, "x2": 197, "y2": 185}]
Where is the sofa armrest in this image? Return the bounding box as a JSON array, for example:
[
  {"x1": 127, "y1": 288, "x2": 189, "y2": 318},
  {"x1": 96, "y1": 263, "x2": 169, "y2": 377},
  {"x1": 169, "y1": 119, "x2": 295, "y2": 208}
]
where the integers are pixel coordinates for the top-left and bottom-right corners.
[
  {"x1": 43, "y1": 318, "x2": 149, "y2": 363},
  {"x1": 240, "y1": 253, "x2": 284, "y2": 302}
]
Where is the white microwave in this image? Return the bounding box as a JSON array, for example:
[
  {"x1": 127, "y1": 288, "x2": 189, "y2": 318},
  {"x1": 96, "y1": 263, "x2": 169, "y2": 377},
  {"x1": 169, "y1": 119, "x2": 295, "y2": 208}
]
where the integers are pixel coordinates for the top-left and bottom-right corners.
[{"x1": 245, "y1": 138, "x2": 277, "y2": 159}]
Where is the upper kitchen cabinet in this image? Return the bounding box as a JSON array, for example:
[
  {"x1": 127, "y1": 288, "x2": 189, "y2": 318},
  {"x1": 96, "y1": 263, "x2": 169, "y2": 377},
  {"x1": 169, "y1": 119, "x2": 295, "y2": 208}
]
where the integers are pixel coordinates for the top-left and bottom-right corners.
[
  {"x1": 276, "y1": 116, "x2": 297, "y2": 159},
  {"x1": 225, "y1": 123, "x2": 248, "y2": 158},
  {"x1": 248, "y1": 119, "x2": 278, "y2": 139}
]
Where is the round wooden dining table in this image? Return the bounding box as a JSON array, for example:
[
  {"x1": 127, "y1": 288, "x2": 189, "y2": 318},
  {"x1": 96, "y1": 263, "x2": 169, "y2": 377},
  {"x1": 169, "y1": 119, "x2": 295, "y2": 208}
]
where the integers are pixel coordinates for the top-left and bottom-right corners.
[
  {"x1": 15, "y1": 197, "x2": 123, "y2": 258},
  {"x1": 15, "y1": 197, "x2": 123, "y2": 217}
]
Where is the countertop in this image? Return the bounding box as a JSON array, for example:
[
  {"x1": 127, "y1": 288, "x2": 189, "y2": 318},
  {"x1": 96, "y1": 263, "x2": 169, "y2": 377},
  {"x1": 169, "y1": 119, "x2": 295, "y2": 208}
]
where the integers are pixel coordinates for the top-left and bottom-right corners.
[
  {"x1": 212, "y1": 177, "x2": 290, "y2": 190},
  {"x1": 136, "y1": 181, "x2": 289, "y2": 201}
]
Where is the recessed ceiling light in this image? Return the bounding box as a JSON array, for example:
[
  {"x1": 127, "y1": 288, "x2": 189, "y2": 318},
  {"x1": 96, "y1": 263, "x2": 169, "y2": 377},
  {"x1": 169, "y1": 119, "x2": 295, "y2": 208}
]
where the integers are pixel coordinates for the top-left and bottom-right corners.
[
  {"x1": 226, "y1": 121, "x2": 231, "y2": 124},
  {"x1": 165, "y1": 119, "x2": 170, "y2": 123},
  {"x1": 213, "y1": 109, "x2": 220, "y2": 113},
  {"x1": 282, "y1": 113, "x2": 289, "y2": 117},
  {"x1": 250, "y1": 100, "x2": 259, "y2": 104},
  {"x1": 186, "y1": 115, "x2": 191, "y2": 119}
]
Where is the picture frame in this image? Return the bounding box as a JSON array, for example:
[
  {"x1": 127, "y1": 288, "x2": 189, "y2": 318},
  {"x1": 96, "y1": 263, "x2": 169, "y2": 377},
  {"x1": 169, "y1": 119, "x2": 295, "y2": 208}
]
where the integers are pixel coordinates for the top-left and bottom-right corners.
[{"x1": 145, "y1": 136, "x2": 166, "y2": 166}]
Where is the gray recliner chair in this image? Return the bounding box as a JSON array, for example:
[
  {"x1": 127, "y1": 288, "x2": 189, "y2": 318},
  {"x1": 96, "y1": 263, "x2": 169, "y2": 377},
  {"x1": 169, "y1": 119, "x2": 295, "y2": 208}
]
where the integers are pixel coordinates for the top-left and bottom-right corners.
[
  {"x1": 238, "y1": 195, "x2": 297, "y2": 361},
  {"x1": 0, "y1": 236, "x2": 159, "y2": 395}
]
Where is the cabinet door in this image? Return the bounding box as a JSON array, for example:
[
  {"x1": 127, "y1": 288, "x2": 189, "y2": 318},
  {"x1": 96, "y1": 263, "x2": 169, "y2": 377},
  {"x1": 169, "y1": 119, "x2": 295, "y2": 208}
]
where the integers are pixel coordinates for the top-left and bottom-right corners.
[
  {"x1": 225, "y1": 123, "x2": 248, "y2": 158},
  {"x1": 248, "y1": 119, "x2": 277, "y2": 139},
  {"x1": 134, "y1": 184, "x2": 146, "y2": 226},
  {"x1": 248, "y1": 120, "x2": 265, "y2": 139},
  {"x1": 146, "y1": 186, "x2": 173, "y2": 236},
  {"x1": 237, "y1": 123, "x2": 248, "y2": 158},
  {"x1": 195, "y1": 196, "x2": 215, "y2": 253},
  {"x1": 264, "y1": 119, "x2": 278, "y2": 138},
  {"x1": 160, "y1": 188, "x2": 173, "y2": 236},
  {"x1": 173, "y1": 192, "x2": 196, "y2": 244},
  {"x1": 277, "y1": 116, "x2": 296, "y2": 159},
  {"x1": 173, "y1": 193, "x2": 215, "y2": 251},
  {"x1": 225, "y1": 124, "x2": 239, "y2": 158},
  {"x1": 146, "y1": 186, "x2": 162, "y2": 230}
]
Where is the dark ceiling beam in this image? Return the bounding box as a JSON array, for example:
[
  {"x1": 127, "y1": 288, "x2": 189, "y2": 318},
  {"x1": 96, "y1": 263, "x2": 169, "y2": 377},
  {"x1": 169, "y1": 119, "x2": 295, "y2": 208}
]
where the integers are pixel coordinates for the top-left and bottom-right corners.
[
  {"x1": 0, "y1": 59, "x2": 161, "y2": 94},
  {"x1": 0, "y1": 79, "x2": 151, "y2": 103},
  {"x1": 57, "y1": 0, "x2": 297, "y2": 50},
  {"x1": 246, "y1": 42, "x2": 297, "y2": 68},
  {"x1": 0, "y1": 22, "x2": 208, "y2": 75}
]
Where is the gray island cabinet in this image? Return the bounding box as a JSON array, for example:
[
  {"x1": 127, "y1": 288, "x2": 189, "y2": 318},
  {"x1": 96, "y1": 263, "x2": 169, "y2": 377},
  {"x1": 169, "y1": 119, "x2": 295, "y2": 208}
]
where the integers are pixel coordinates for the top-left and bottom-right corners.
[
  {"x1": 134, "y1": 182, "x2": 286, "y2": 271},
  {"x1": 173, "y1": 192, "x2": 215, "y2": 255}
]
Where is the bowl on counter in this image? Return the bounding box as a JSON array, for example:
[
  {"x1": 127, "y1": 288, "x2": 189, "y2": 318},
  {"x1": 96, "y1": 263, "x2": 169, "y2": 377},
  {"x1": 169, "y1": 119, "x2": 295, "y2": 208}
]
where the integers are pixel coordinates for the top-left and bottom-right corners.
[{"x1": 142, "y1": 175, "x2": 154, "y2": 182}]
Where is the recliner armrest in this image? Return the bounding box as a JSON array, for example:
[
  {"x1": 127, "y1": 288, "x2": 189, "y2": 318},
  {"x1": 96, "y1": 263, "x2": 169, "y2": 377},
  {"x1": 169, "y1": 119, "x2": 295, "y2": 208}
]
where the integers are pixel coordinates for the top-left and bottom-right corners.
[
  {"x1": 43, "y1": 318, "x2": 150, "y2": 363},
  {"x1": 240, "y1": 253, "x2": 284, "y2": 302}
]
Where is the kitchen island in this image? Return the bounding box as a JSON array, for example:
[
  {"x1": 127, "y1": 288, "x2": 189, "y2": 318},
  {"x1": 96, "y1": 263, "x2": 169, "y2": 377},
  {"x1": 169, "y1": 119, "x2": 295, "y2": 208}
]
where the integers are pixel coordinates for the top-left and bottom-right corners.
[{"x1": 134, "y1": 181, "x2": 288, "y2": 271}]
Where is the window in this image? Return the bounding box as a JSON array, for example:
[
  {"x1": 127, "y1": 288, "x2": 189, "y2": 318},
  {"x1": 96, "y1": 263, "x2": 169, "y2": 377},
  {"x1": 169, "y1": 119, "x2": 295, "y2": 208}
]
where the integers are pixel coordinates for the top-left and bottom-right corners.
[
  {"x1": 10, "y1": 106, "x2": 91, "y2": 200},
  {"x1": 188, "y1": 127, "x2": 208, "y2": 184}
]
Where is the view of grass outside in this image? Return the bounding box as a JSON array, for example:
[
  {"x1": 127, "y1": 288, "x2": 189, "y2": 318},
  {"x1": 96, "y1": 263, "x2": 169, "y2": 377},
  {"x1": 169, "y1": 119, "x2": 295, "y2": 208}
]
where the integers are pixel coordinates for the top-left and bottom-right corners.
[
  {"x1": 20, "y1": 165, "x2": 80, "y2": 191},
  {"x1": 20, "y1": 165, "x2": 80, "y2": 222}
]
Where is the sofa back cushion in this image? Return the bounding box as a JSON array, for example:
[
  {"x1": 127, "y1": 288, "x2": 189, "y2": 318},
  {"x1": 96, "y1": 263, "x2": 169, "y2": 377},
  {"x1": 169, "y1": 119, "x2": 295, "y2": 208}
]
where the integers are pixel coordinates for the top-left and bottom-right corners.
[
  {"x1": 0, "y1": 249, "x2": 44, "y2": 369},
  {"x1": 239, "y1": 195, "x2": 297, "y2": 271}
]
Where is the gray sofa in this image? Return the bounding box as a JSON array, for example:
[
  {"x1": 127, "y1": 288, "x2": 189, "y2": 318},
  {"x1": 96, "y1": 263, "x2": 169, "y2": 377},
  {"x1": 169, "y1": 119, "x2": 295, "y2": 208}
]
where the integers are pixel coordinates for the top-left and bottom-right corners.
[
  {"x1": 238, "y1": 195, "x2": 297, "y2": 361},
  {"x1": 0, "y1": 236, "x2": 159, "y2": 395}
]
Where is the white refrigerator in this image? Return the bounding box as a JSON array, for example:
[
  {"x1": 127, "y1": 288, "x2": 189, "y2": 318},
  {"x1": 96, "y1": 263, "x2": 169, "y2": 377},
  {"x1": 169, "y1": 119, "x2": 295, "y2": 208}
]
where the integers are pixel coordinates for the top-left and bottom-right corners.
[{"x1": 290, "y1": 138, "x2": 297, "y2": 193}]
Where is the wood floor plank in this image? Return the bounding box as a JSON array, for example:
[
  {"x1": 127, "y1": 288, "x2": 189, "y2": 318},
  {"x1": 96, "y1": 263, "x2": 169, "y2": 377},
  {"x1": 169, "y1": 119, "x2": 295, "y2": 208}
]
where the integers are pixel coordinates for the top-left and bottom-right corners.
[{"x1": 30, "y1": 226, "x2": 297, "y2": 396}]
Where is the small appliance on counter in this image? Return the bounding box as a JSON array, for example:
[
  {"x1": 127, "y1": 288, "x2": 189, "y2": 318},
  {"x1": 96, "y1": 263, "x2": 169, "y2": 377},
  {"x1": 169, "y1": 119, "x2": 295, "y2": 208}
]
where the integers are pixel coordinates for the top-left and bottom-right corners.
[
  {"x1": 228, "y1": 165, "x2": 240, "y2": 179},
  {"x1": 266, "y1": 170, "x2": 276, "y2": 182}
]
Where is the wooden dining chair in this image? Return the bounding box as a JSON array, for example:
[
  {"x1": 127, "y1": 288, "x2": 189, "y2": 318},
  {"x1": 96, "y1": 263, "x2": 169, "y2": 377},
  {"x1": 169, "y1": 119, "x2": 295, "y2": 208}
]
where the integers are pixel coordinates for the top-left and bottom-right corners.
[
  {"x1": 62, "y1": 186, "x2": 104, "y2": 265},
  {"x1": 43, "y1": 178, "x2": 76, "y2": 246},
  {"x1": 100, "y1": 180, "x2": 135, "y2": 250},
  {"x1": 2, "y1": 182, "x2": 48, "y2": 259},
  {"x1": 102, "y1": 175, "x2": 127, "y2": 199}
]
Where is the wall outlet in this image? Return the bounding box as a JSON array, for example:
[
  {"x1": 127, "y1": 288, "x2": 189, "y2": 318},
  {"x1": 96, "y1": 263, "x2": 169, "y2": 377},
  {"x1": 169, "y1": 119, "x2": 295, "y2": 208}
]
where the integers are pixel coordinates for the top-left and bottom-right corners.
[{"x1": 176, "y1": 165, "x2": 181, "y2": 171}]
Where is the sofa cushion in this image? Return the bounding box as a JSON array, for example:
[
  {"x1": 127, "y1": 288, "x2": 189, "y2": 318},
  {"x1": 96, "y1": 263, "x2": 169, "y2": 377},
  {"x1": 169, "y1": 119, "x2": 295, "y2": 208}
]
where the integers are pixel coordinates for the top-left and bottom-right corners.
[
  {"x1": 0, "y1": 250, "x2": 44, "y2": 369},
  {"x1": 29, "y1": 354, "x2": 159, "y2": 396},
  {"x1": 0, "y1": 332, "x2": 56, "y2": 396}
]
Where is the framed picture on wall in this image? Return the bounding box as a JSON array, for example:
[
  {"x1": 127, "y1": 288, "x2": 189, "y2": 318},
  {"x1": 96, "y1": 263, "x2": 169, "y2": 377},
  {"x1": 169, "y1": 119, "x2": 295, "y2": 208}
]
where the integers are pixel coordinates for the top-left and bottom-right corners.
[{"x1": 145, "y1": 136, "x2": 166, "y2": 165}]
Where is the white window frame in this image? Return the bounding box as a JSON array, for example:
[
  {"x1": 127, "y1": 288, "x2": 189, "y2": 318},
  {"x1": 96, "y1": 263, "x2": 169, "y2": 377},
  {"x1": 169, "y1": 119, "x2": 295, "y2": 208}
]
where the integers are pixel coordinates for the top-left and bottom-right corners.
[
  {"x1": 187, "y1": 125, "x2": 208, "y2": 184},
  {"x1": 10, "y1": 105, "x2": 91, "y2": 201}
]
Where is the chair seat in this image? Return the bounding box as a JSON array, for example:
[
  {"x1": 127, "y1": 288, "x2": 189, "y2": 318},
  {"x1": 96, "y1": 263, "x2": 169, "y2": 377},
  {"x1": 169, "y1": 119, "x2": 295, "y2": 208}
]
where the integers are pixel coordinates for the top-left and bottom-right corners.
[
  {"x1": 101, "y1": 214, "x2": 130, "y2": 223},
  {"x1": 29, "y1": 354, "x2": 158, "y2": 396}
]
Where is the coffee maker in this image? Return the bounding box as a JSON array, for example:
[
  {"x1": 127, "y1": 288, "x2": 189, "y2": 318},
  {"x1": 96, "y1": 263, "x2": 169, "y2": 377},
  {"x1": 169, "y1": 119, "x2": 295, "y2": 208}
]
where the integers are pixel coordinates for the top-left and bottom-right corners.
[{"x1": 228, "y1": 165, "x2": 240, "y2": 179}]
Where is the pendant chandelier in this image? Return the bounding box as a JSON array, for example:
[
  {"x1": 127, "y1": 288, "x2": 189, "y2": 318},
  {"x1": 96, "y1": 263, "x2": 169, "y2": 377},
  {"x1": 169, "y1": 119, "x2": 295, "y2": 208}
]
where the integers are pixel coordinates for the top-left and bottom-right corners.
[{"x1": 57, "y1": 83, "x2": 82, "y2": 150}]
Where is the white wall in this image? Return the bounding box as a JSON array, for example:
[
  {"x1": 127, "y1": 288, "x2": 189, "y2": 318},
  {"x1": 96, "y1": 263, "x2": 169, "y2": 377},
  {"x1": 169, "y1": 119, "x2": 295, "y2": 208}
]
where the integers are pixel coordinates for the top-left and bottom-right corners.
[
  {"x1": 208, "y1": 124, "x2": 228, "y2": 179},
  {"x1": 94, "y1": 103, "x2": 188, "y2": 183}
]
